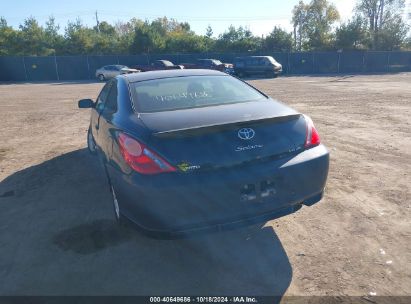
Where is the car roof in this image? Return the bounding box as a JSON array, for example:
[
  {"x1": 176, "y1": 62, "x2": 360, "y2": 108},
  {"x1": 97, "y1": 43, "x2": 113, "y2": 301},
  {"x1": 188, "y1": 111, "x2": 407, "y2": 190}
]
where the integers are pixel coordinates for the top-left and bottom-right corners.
[
  {"x1": 121, "y1": 69, "x2": 226, "y2": 83},
  {"x1": 103, "y1": 64, "x2": 125, "y2": 67}
]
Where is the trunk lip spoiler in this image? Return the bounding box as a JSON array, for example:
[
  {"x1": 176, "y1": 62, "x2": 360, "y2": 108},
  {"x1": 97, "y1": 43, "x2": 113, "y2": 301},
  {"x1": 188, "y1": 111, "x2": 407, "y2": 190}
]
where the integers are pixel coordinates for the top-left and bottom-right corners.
[{"x1": 152, "y1": 114, "x2": 302, "y2": 138}]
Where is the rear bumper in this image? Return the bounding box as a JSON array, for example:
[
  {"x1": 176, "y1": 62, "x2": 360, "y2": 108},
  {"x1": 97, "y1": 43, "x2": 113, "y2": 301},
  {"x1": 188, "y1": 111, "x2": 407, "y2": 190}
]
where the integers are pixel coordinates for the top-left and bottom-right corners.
[{"x1": 108, "y1": 144, "x2": 329, "y2": 235}]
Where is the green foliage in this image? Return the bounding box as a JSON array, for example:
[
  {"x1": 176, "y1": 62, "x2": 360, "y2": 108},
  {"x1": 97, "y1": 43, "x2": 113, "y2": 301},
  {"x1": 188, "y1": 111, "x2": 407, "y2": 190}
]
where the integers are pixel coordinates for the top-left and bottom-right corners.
[
  {"x1": 0, "y1": 18, "x2": 17, "y2": 55},
  {"x1": 404, "y1": 37, "x2": 411, "y2": 50},
  {"x1": 292, "y1": 0, "x2": 339, "y2": 51},
  {"x1": 292, "y1": 1, "x2": 309, "y2": 51},
  {"x1": 64, "y1": 19, "x2": 95, "y2": 55},
  {"x1": 0, "y1": 9, "x2": 409, "y2": 56},
  {"x1": 115, "y1": 18, "x2": 144, "y2": 54},
  {"x1": 95, "y1": 21, "x2": 116, "y2": 36},
  {"x1": 376, "y1": 14, "x2": 409, "y2": 50},
  {"x1": 335, "y1": 16, "x2": 369, "y2": 50},
  {"x1": 130, "y1": 22, "x2": 166, "y2": 54},
  {"x1": 304, "y1": 0, "x2": 340, "y2": 50},
  {"x1": 205, "y1": 25, "x2": 213, "y2": 38},
  {"x1": 264, "y1": 27, "x2": 293, "y2": 52},
  {"x1": 15, "y1": 17, "x2": 54, "y2": 55},
  {"x1": 166, "y1": 32, "x2": 206, "y2": 53},
  {"x1": 355, "y1": 0, "x2": 408, "y2": 50},
  {"x1": 215, "y1": 25, "x2": 262, "y2": 52},
  {"x1": 44, "y1": 17, "x2": 63, "y2": 55}
]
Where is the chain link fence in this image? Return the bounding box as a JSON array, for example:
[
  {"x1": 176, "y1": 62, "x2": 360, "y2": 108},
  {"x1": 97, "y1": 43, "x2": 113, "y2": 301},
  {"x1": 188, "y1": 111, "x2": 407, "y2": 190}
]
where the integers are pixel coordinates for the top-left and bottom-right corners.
[{"x1": 1, "y1": 51, "x2": 410, "y2": 81}]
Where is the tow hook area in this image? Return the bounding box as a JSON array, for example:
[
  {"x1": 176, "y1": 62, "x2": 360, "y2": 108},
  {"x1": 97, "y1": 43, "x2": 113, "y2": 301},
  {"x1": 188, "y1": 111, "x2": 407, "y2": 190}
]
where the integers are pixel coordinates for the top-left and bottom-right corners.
[
  {"x1": 261, "y1": 180, "x2": 276, "y2": 198},
  {"x1": 240, "y1": 180, "x2": 277, "y2": 201},
  {"x1": 240, "y1": 184, "x2": 257, "y2": 201}
]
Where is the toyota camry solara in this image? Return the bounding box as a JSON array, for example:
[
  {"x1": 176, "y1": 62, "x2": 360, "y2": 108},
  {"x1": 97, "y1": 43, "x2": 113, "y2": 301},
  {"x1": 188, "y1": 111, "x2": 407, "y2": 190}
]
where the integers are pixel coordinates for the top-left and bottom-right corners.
[{"x1": 78, "y1": 69, "x2": 329, "y2": 236}]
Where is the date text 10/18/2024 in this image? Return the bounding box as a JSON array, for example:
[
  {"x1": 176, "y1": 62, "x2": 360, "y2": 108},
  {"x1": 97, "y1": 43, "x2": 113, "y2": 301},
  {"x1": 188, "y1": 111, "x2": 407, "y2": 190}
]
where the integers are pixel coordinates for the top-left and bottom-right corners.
[{"x1": 149, "y1": 297, "x2": 259, "y2": 303}]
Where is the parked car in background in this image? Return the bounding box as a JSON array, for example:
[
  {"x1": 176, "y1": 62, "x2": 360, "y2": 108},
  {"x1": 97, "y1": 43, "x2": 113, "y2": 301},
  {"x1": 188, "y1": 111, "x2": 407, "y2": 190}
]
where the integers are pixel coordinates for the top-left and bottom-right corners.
[
  {"x1": 78, "y1": 69, "x2": 329, "y2": 237},
  {"x1": 183, "y1": 59, "x2": 234, "y2": 74},
  {"x1": 224, "y1": 64, "x2": 235, "y2": 75},
  {"x1": 234, "y1": 56, "x2": 282, "y2": 78},
  {"x1": 95, "y1": 65, "x2": 140, "y2": 81},
  {"x1": 133, "y1": 60, "x2": 184, "y2": 72}
]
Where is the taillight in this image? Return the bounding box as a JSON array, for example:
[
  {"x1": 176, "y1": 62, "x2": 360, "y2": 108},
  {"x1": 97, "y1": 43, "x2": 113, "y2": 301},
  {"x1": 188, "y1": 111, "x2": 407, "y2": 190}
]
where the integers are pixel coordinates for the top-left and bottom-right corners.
[
  {"x1": 117, "y1": 133, "x2": 176, "y2": 175},
  {"x1": 304, "y1": 115, "x2": 321, "y2": 148}
]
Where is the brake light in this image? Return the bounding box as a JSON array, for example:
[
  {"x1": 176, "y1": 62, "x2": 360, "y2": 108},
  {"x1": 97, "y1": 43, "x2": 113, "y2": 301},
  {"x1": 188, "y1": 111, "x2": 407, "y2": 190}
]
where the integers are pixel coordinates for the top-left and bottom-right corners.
[
  {"x1": 117, "y1": 133, "x2": 176, "y2": 174},
  {"x1": 304, "y1": 115, "x2": 321, "y2": 147}
]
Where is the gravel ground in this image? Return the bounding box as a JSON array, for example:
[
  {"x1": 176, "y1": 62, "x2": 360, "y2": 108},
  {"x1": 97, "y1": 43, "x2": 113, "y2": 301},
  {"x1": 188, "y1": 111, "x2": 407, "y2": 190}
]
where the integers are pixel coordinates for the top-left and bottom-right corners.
[{"x1": 0, "y1": 74, "x2": 410, "y2": 298}]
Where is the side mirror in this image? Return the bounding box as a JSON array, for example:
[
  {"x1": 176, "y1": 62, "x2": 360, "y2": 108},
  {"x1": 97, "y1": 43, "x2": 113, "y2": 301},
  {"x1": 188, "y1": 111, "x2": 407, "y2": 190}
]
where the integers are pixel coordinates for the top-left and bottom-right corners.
[{"x1": 78, "y1": 99, "x2": 94, "y2": 108}]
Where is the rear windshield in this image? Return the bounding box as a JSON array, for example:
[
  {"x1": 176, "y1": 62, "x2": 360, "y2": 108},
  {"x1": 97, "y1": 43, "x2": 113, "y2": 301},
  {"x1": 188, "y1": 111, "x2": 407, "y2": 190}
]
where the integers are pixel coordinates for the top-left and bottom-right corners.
[
  {"x1": 159, "y1": 60, "x2": 173, "y2": 66},
  {"x1": 267, "y1": 57, "x2": 278, "y2": 64},
  {"x1": 130, "y1": 75, "x2": 266, "y2": 113}
]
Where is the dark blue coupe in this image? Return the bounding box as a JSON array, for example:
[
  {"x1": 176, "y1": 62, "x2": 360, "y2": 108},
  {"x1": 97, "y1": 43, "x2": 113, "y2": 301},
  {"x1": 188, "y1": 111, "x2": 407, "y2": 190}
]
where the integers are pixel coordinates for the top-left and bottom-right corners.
[{"x1": 78, "y1": 69, "x2": 329, "y2": 236}]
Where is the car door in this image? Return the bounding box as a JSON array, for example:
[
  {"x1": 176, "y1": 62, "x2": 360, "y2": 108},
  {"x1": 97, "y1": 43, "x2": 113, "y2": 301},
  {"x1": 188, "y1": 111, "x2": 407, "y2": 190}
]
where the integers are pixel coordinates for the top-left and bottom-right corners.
[
  {"x1": 101, "y1": 66, "x2": 110, "y2": 78},
  {"x1": 246, "y1": 58, "x2": 258, "y2": 75},
  {"x1": 112, "y1": 66, "x2": 122, "y2": 77},
  {"x1": 108, "y1": 66, "x2": 118, "y2": 78},
  {"x1": 197, "y1": 60, "x2": 206, "y2": 68},
  {"x1": 91, "y1": 81, "x2": 112, "y2": 148},
  {"x1": 97, "y1": 79, "x2": 118, "y2": 160},
  {"x1": 202, "y1": 60, "x2": 213, "y2": 69},
  {"x1": 154, "y1": 61, "x2": 165, "y2": 70},
  {"x1": 234, "y1": 58, "x2": 245, "y2": 74}
]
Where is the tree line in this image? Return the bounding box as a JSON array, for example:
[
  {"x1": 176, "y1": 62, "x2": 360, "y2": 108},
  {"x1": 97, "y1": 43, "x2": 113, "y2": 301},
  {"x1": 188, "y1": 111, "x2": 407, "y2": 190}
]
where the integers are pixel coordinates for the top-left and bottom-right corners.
[{"x1": 0, "y1": 0, "x2": 410, "y2": 56}]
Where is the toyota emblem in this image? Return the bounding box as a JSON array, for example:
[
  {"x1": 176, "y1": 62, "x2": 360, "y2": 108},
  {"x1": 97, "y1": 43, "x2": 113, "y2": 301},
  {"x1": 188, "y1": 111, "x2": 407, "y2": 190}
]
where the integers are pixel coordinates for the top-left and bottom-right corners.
[{"x1": 238, "y1": 128, "x2": 255, "y2": 140}]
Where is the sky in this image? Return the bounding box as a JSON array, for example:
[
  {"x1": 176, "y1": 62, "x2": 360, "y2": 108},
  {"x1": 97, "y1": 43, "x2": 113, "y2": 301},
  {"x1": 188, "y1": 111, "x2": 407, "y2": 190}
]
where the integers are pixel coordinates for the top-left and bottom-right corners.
[{"x1": 0, "y1": 0, "x2": 364, "y2": 36}]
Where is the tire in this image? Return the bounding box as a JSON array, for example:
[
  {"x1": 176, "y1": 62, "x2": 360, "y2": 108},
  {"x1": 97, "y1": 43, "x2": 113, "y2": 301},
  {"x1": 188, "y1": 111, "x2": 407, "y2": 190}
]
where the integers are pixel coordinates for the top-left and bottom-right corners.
[
  {"x1": 265, "y1": 71, "x2": 278, "y2": 78},
  {"x1": 87, "y1": 127, "x2": 97, "y2": 155},
  {"x1": 264, "y1": 72, "x2": 272, "y2": 78},
  {"x1": 98, "y1": 74, "x2": 105, "y2": 82}
]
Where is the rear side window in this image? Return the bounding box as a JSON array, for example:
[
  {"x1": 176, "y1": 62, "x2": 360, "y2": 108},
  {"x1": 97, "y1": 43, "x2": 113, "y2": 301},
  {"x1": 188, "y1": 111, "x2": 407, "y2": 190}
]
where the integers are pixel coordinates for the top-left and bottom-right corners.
[
  {"x1": 131, "y1": 75, "x2": 266, "y2": 113},
  {"x1": 199, "y1": 60, "x2": 210, "y2": 67},
  {"x1": 104, "y1": 80, "x2": 118, "y2": 113},
  {"x1": 156, "y1": 60, "x2": 173, "y2": 67},
  {"x1": 95, "y1": 82, "x2": 111, "y2": 112},
  {"x1": 267, "y1": 56, "x2": 278, "y2": 64}
]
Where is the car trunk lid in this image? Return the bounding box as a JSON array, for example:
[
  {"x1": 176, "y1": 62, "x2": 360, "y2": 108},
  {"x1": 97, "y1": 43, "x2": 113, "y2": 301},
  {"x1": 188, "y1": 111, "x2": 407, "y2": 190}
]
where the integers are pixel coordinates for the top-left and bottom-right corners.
[{"x1": 137, "y1": 100, "x2": 307, "y2": 171}]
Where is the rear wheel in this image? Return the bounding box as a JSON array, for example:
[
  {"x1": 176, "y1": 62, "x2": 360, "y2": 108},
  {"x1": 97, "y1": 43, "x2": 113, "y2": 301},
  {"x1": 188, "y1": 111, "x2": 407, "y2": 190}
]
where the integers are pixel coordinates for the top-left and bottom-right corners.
[
  {"x1": 87, "y1": 127, "x2": 97, "y2": 155},
  {"x1": 265, "y1": 71, "x2": 278, "y2": 78},
  {"x1": 98, "y1": 74, "x2": 105, "y2": 82}
]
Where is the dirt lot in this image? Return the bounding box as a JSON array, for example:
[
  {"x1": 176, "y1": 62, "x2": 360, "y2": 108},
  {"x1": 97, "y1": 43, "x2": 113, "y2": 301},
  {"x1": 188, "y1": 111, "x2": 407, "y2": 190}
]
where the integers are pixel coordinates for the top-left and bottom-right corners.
[{"x1": 0, "y1": 74, "x2": 410, "y2": 298}]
